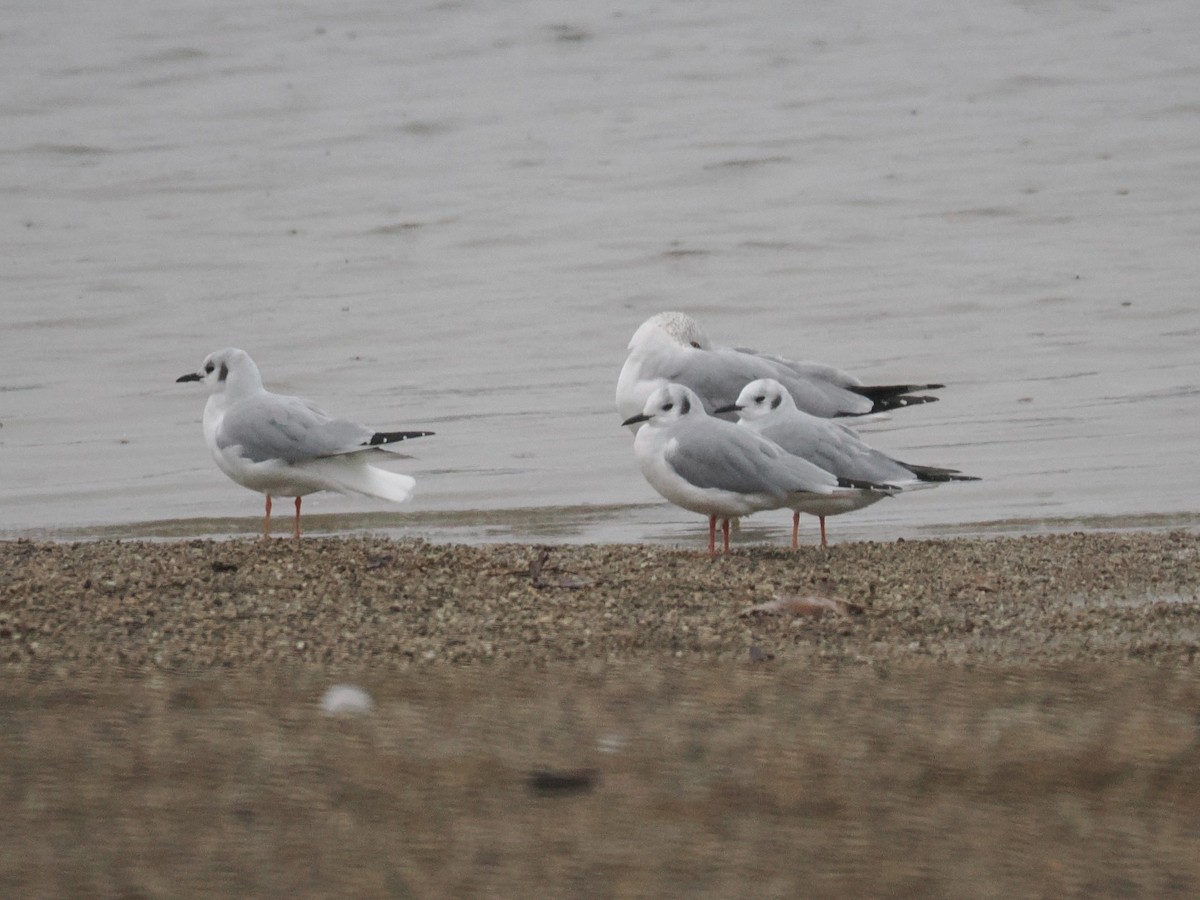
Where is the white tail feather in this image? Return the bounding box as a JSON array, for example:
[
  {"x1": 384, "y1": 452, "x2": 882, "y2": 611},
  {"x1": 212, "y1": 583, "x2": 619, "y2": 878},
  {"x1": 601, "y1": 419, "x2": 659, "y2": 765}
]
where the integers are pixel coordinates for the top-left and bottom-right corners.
[{"x1": 304, "y1": 456, "x2": 416, "y2": 503}]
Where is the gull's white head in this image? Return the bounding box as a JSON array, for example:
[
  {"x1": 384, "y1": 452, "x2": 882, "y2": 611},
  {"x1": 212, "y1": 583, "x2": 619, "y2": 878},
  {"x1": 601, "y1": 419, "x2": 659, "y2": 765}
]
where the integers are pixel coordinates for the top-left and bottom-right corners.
[
  {"x1": 176, "y1": 347, "x2": 263, "y2": 398},
  {"x1": 722, "y1": 378, "x2": 797, "y2": 423},
  {"x1": 621, "y1": 382, "x2": 706, "y2": 429},
  {"x1": 627, "y1": 311, "x2": 712, "y2": 352}
]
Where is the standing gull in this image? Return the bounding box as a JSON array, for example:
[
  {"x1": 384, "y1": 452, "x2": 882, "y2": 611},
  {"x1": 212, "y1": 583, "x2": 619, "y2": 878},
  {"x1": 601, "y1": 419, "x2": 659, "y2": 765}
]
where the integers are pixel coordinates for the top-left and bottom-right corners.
[
  {"x1": 621, "y1": 383, "x2": 889, "y2": 557},
  {"x1": 616, "y1": 311, "x2": 943, "y2": 428},
  {"x1": 177, "y1": 347, "x2": 433, "y2": 538},
  {"x1": 717, "y1": 378, "x2": 978, "y2": 547}
]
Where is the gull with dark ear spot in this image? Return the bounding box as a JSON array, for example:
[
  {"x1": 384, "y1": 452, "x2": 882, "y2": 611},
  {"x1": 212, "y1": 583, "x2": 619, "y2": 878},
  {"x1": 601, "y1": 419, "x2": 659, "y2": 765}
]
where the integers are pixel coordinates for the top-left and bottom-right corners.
[
  {"x1": 176, "y1": 348, "x2": 434, "y2": 538},
  {"x1": 621, "y1": 382, "x2": 890, "y2": 558},
  {"x1": 716, "y1": 377, "x2": 979, "y2": 547},
  {"x1": 616, "y1": 311, "x2": 943, "y2": 430}
]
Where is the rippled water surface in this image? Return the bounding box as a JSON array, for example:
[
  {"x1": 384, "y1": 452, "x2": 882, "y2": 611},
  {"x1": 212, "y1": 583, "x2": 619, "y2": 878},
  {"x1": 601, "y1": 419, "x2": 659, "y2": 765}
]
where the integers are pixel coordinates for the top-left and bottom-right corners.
[{"x1": 3, "y1": 0, "x2": 1198, "y2": 545}]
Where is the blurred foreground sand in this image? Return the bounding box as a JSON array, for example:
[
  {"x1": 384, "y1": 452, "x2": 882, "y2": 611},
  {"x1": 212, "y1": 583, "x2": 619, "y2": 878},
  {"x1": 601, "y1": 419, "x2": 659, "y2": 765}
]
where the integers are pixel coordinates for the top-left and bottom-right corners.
[{"x1": 3, "y1": 532, "x2": 1199, "y2": 896}]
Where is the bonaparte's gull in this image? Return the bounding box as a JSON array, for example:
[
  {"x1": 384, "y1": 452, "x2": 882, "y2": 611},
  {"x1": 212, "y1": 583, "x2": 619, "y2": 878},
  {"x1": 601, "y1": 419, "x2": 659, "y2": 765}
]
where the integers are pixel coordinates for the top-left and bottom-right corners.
[
  {"x1": 621, "y1": 383, "x2": 890, "y2": 557},
  {"x1": 177, "y1": 348, "x2": 433, "y2": 538},
  {"x1": 616, "y1": 311, "x2": 942, "y2": 428},
  {"x1": 717, "y1": 378, "x2": 978, "y2": 547}
]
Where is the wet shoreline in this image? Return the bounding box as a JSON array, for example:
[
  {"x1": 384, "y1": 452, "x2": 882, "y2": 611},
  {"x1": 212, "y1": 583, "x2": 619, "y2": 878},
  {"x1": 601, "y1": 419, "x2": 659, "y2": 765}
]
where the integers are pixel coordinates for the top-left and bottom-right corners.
[{"x1": 6, "y1": 505, "x2": 1200, "y2": 547}]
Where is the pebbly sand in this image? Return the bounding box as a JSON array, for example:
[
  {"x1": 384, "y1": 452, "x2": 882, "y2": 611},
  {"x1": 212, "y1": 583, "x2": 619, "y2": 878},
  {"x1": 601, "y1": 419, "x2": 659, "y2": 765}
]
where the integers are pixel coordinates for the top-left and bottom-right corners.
[{"x1": 3, "y1": 530, "x2": 1200, "y2": 896}]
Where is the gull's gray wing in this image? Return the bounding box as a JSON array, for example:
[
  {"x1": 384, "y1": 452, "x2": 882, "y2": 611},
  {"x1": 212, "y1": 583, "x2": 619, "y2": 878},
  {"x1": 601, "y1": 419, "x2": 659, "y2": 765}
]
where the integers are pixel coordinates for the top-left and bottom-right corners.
[
  {"x1": 739, "y1": 349, "x2": 862, "y2": 387},
  {"x1": 740, "y1": 349, "x2": 942, "y2": 415},
  {"x1": 758, "y1": 416, "x2": 916, "y2": 484},
  {"x1": 217, "y1": 393, "x2": 374, "y2": 463},
  {"x1": 665, "y1": 420, "x2": 838, "y2": 498}
]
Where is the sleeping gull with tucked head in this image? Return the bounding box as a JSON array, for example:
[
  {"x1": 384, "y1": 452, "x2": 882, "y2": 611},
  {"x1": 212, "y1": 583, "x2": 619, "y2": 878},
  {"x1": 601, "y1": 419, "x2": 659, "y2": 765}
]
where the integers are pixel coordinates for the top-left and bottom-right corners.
[
  {"x1": 621, "y1": 382, "x2": 894, "y2": 557},
  {"x1": 616, "y1": 311, "x2": 943, "y2": 429},
  {"x1": 177, "y1": 347, "x2": 433, "y2": 538},
  {"x1": 717, "y1": 377, "x2": 979, "y2": 547}
]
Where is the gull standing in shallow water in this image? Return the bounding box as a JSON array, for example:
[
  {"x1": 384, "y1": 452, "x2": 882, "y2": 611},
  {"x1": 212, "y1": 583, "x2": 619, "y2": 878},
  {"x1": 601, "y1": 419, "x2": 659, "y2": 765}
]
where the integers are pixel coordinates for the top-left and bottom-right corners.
[
  {"x1": 616, "y1": 311, "x2": 943, "y2": 428},
  {"x1": 177, "y1": 348, "x2": 433, "y2": 538},
  {"x1": 717, "y1": 378, "x2": 979, "y2": 547},
  {"x1": 621, "y1": 383, "x2": 893, "y2": 558}
]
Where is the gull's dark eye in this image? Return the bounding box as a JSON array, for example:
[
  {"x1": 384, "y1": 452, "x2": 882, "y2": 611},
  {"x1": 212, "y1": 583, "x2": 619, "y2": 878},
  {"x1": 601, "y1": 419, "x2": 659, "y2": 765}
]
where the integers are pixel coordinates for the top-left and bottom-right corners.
[
  {"x1": 689, "y1": 341, "x2": 701, "y2": 349},
  {"x1": 662, "y1": 402, "x2": 674, "y2": 412},
  {"x1": 204, "y1": 363, "x2": 215, "y2": 374},
  {"x1": 754, "y1": 395, "x2": 765, "y2": 404}
]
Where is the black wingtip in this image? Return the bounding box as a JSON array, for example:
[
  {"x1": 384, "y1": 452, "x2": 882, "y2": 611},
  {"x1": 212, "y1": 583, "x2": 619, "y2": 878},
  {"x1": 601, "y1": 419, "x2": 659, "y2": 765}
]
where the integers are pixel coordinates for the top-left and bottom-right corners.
[
  {"x1": 835, "y1": 394, "x2": 941, "y2": 417},
  {"x1": 841, "y1": 383, "x2": 945, "y2": 416},
  {"x1": 905, "y1": 463, "x2": 981, "y2": 483},
  {"x1": 837, "y1": 477, "x2": 900, "y2": 495},
  {"x1": 367, "y1": 430, "x2": 435, "y2": 446}
]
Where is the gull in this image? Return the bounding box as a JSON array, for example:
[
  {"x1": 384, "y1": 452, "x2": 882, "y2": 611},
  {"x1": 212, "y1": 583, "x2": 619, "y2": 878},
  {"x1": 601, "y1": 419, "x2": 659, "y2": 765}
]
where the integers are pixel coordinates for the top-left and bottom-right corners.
[
  {"x1": 621, "y1": 383, "x2": 893, "y2": 558},
  {"x1": 616, "y1": 311, "x2": 942, "y2": 429},
  {"x1": 177, "y1": 347, "x2": 433, "y2": 538},
  {"x1": 717, "y1": 377, "x2": 979, "y2": 547}
]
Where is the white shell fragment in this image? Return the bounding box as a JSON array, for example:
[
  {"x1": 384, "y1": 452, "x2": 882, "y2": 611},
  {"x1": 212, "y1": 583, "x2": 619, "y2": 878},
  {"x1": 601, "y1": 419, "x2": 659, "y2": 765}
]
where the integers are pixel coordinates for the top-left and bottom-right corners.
[{"x1": 320, "y1": 683, "x2": 375, "y2": 716}]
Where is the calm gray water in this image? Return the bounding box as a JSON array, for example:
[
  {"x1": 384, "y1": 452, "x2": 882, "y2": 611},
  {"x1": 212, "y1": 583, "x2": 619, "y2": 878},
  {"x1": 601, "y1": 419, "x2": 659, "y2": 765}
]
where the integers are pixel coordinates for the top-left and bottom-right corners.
[{"x1": 3, "y1": 0, "x2": 1199, "y2": 546}]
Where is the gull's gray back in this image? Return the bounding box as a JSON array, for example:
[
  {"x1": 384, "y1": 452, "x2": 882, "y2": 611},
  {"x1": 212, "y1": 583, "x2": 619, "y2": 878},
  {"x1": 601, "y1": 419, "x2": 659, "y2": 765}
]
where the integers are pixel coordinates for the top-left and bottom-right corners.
[{"x1": 673, "y1": 349, "x2": 870, "y2": 418}]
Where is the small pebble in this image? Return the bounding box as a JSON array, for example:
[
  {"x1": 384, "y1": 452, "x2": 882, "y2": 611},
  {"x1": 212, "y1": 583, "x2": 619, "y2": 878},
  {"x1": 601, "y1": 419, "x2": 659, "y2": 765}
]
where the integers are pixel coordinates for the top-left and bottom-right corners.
[{"x1": 527, "y1": 768, "x2": 599, "y2": 796}]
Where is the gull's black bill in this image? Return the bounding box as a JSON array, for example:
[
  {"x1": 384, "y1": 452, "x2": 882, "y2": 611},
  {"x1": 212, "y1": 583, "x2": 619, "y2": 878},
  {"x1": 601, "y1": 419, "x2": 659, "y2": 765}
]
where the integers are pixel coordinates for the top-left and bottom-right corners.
[
  {"x1": 176, "y1": 372, "x2": 203, "y2": 382},
  {"x1": 712, "y1": 403, "x2": 741, "y2": 415},
  {"x1": 621, "y1": 413, "x2": 650, "y2": 427}
]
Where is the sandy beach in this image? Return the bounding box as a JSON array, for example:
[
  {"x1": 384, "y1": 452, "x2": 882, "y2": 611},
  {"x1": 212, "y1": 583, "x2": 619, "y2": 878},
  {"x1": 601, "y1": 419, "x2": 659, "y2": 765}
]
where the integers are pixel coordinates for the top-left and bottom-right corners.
[{"x1": 3, "y1": 530, "x2": 1200, "y2": 896}]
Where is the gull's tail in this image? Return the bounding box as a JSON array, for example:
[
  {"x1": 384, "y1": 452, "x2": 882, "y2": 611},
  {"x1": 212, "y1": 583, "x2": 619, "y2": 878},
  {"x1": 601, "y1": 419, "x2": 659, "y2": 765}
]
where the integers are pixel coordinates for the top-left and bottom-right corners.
[{"x1": 306, "y1": 455, "x2": 417, "y2": 503}]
